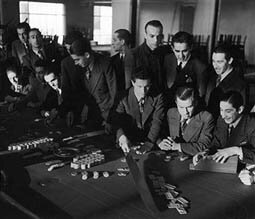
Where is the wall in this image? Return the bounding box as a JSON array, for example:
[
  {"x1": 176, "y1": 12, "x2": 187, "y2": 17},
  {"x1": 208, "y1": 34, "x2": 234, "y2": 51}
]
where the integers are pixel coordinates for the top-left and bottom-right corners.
[{"x1": 219, "y1": 0, "x2": 255, "y2": 64}]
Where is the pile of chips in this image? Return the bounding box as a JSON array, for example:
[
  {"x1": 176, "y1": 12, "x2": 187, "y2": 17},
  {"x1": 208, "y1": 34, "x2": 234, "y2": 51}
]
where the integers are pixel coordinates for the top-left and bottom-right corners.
[
  {"x1": 8, "y1": 137, "x2": 54, "y2": 151},
  {"x1": 148, "y1": 171, "x2": 189, "y2": 215},
  {"x1": 70, "y1": 148, "x2": 105, "y2": 170}
]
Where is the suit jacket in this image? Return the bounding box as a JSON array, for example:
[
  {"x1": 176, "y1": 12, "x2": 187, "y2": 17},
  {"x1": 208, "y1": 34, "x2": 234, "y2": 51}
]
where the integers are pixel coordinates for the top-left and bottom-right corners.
[
  {"x1": 163, "y1": 53, "x2": 208, "y2": 98},
  {"x1": 165, "y1": 108, "x2": 214, "y2": 156},
  {"x1": 129, "y1": 43, "x2": 171, "y2": 92},
  {"x1": 206, "y1": 68, "x2": 246, "y2": 119},
  {"x1": 22, "y1": 44, "x2": 61, "y2": 73},
  {"x1": 114, "y1": 87, "x2": 164, "y2": 149},
  {"x1": 12, "y1": 40, "x2": 28, "y2": 65},
  {"x1": 211, "y1": 115, "x2": 255, "y2": 164},
  {"x1": 110, "y1": 50, "x2": 132, "y2": 91},
  {"x1": 84, "y1": 53, "x2": 117, "y2": 121},
  {"x1": 61, "y1": 56, "x2": 88, "y2": 114}
]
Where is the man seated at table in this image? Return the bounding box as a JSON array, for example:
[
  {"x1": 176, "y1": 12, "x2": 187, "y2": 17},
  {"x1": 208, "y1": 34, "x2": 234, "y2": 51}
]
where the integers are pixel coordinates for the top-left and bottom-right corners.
[
  {"x1": 201, "y1": 91, "x2": 255, "y2": 164},
  {"x1": 113, "y1": 66, "x2": 164, "y2": 154},
  {"x1": 9, "y1": 59, "x2": 53, "y2": 112},
  {"x1": 158, "y1": 85, "x2": 214, "y2": 156}
]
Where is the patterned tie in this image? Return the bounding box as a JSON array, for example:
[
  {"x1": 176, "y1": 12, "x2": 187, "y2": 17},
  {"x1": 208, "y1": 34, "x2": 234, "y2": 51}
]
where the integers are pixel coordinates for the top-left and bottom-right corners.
[
  {"x1": 138, "y1": 98, "x2": 145, "y2": 113},
  {"x1": 85, "y1": 67, "x2": 91, "y2": 80},
  {"x1": 216, "y1": 75, "x2": 221, "y2": 87},
  {"x1": 181, "y1": 119, "x2": 188, "y2": 133}
]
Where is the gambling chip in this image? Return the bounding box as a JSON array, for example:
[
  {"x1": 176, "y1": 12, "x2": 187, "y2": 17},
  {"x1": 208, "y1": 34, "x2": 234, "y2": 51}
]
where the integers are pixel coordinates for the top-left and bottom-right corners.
[
  {"x1": 81, "y1": 171, "x2": 89, "y2": 180},
  {"x1": 93, "y1": 171, "x2": 99, "y2": 179},
  {"x1": 103, "y1": 171, "x2": 109, "y2": 178}
]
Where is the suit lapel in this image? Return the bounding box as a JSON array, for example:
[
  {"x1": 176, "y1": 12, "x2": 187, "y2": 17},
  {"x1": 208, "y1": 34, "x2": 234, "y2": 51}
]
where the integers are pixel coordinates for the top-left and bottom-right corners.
[
  {"x1": 183, "y1": 117, "x2": 202, "y2": 141},
  {"x1": 129, "y1": 88, "x2": 141, "y2": 127},
  {"x1": 89, "y1": 58, "x2": 102, "y2": 95},
  {"x1": 142, "y1": 96, "x2": 154, "y2": 125},
  {"x1": 169, "y1": 109, "x2": 180, "y2": 137}
]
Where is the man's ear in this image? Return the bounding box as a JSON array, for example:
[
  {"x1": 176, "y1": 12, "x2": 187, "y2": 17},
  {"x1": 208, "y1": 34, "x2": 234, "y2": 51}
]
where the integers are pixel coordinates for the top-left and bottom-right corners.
[
  {"x1": 238, "y1": 105, "x2": 244, "y2": 114},
  {"x1": 228, "y1": 57, "x2": 233, "y2": 65},
  {"x1": 121, "y1": 39, "x2": 125, "y2": 46},
  {"x1": 85, "y1": 52, "x2": 90, "y2": 59}
]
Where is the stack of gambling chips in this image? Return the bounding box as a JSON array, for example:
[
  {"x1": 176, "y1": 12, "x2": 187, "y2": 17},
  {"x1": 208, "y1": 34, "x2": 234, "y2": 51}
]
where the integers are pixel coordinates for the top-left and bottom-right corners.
[
  {"x1": 148, "y1": 171, "x2": 189, "y2": 215},
  {"x1": 117, "y1": 167, "x2": 130, "y2": 176},
  {"x1": 70, "y1": 149, "x2": 105, "y2": 170},
  {"x1": 8, "y1": 137, "x2": 53, "y2": 151}
]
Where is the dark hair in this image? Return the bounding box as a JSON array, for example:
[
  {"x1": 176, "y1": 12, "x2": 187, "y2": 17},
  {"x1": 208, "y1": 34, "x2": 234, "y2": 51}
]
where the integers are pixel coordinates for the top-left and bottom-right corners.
[
  {"x1": 114, "y1": 29, "x2": 131, "y2": 46},
  {"x1": 131, "y1": 66, "x2": 151, "y2": 82},
  {"x1": 64, "y1": 31, "x2": 83, "y2": 45},
  {"x1": 212, "y1": 44, "x2": 232, "y2": 61},
  {"x1": 145, "y1": 20, "x2": 163, "y2": 32},
  {"x1": 17, "y1": 22, "x2": 30, "y2": 32},
  {"x1": 70, "y1": 38, "x2": 91, "y2": 55},
  {"x1": 28, "y1": 28, "x2": 41, "y2": 37},
  {"x1": 220, "y1": 91, "x2": 244, "y2": 110},
  {"x1": 171, "y1": 31, "x2": 193, "y2": 47},
  {"x1": 34, "y1": 59, "x2": 48, "y2": 69},
  {"x1": 175, "y1": 86, "x2": 198, "y2": 103}
]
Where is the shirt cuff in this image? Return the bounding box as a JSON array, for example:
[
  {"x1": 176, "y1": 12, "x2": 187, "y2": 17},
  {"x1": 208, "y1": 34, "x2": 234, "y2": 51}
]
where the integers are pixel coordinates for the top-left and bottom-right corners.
[{"x1": 237, "y1": 147, "x2": 243, "y2": 160}]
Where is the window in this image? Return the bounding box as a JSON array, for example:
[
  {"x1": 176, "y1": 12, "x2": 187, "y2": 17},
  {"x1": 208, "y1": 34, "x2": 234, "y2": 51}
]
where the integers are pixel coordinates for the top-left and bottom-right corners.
[
  {"x1": 19, "y1": 1, "x2": 66, "y2": 44},
  {"x1": 93, "y1": 5, "x2": 112, "y2": 45}
]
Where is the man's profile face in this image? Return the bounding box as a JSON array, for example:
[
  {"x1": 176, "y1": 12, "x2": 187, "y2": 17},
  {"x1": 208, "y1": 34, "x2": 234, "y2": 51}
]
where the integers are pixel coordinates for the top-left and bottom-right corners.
[
  {"x1": 176, "y1": 97, "x2": 195, "y2": 120},
  {"x1": 112, "y1": 33, "x2": 123, "y2": 52},
  {"x1": 44, "y1": 72, "x2": 59, "y2": 90},
  {"x1": 0, "y1": 28, "x2": 7, "y2": 46},
  {"x1": 17, "y1": 28, "x2": 28, "y2": 44},
  {"x1": 172, "y1": 42, "x2": 191, "y2": 63},
  {"x1": 212, "y1": 52, "x2": 232, "y2": 75},
  {"x1": 29, "y1": 30, "x2": 42, "y2": 49},
  {"x1": 71, "y1": 53, "x2": 89, "y2": 68},
  {"x1": 220, "y1": 101, "x2": 242, "y2": 125},
  {"x1": 132, "y1": 78, "x2": 151, "y2": 100},
  {"x1": 144, "y1": 25, "x2": 163, "y2": 51}
]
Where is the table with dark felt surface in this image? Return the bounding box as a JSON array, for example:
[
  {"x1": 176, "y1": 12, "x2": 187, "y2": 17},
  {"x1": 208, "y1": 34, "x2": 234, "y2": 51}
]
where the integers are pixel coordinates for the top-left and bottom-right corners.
[{"x1": 1, "y1": 107, "x2": 255, "y2": 219}]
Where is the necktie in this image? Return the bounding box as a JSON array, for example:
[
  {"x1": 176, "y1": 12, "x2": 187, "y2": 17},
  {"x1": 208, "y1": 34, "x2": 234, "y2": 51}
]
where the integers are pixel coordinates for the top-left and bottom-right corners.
[
  {"x1": 228, "y1": 125, "x2": 234, "y2": 138},
  {"x1": 216, "y1": 75, "x2": 221, "y2": 87},
  {"x1": 37, "y1": 50, "x2": 44, "y2": 59},
  {"x1": 181, "y1": 119, "x2": 188, "y2": 133},
  {"x1": 85, "y1": 67, "x2": 91, "y2": 80},
  {"x1": 177, "y1": 62, "x2": 182, "y2": 73},
  {"x1": 138, "y1": 98, "x2": 145, "y2": 113}
]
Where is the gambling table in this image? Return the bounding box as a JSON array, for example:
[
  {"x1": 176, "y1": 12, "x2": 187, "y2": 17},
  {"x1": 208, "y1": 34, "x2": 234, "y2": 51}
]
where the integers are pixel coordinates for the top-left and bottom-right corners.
[{"x1": 1, "y1": 107, "x2": 255, "y2": 219}]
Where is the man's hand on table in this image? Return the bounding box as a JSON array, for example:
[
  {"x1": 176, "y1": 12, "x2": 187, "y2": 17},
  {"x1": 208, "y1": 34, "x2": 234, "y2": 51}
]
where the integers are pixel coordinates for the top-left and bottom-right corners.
[{"x1": 119, "y1": 135, "x2": 131, "y2": 153}]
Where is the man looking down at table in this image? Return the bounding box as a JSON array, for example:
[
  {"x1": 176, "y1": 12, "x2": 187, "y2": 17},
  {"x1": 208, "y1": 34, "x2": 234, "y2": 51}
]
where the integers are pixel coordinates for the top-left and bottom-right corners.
[
  {"x1": 113, "y1": 66, "x2": 164, "y2": 154},
  {"x1": 158, "y1": 85, "x2": 214, "y2": 156}
]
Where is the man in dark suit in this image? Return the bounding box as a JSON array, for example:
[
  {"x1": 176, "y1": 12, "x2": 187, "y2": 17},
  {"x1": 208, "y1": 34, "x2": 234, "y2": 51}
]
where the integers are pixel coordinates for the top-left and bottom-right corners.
[
  {"x1": 206, "y1": 45, "x2": 246, "y2": 119},
  {"x1": 70, "y1": 38, "x2": 117, "y2": 130},
  {"x1": 207, "y1": 91, "x2": 255, "y2": 164},
  {"x1": 22, "y1": 28, "x2": 61, "y2": 76},
  {"x1": 113, "y1": 66, "x2": 164, "y2": 154},
  {"x1": 158, "y1": 86, "x2": 214, "y2": 156},
  {"x1": 129, "y1": 20, "x2": 170, "y2": 92},
  {"x1": 164, "y1": 31, "x2": 208, "y2": 104},
  {"x1": 11, "y1": 22, "x2": 30, "y2": 65},
  {"x1": 111, "y1": 29, "x2": 132, "y2": 91}
]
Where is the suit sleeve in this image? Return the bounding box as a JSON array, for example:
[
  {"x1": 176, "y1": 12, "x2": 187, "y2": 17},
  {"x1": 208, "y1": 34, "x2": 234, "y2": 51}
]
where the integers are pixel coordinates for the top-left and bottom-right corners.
[
  {"x1": 103, "y1": 62, "x2": 117, "y2": 121},
  {"x1": 147, "y1": 94, "x2": 164, "y2": 144},
  {"x1": 241, "y1": 120, "x2": 255, "y2": 164},
  {"x1": 180, "y1": 112, "x2": 214, "y2": 156},
  {"x1": 194, "y1": 60, "x2": 208, "y2": 98},
  {"x1": 114, "y1": 97, "x2": 126, "y2": 141}
]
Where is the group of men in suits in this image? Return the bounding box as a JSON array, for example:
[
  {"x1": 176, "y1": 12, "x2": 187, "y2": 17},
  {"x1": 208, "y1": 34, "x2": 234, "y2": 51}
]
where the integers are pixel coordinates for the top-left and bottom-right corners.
[{"x1": 1, "y1": 20, "x2": 255, "y2": 183}]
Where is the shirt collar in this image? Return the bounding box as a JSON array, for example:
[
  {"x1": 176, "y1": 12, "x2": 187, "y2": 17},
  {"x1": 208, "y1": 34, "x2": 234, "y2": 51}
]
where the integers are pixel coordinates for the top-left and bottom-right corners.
[
  {"x1": 177, "y1": 54, "x2": 191, "y2": 68},
  {"x1": 230, "y1": 115, "x2": 243, "y2": 128},
  {"x1": 220, "y1": 67, "x2": 233, "y2": 82}
]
